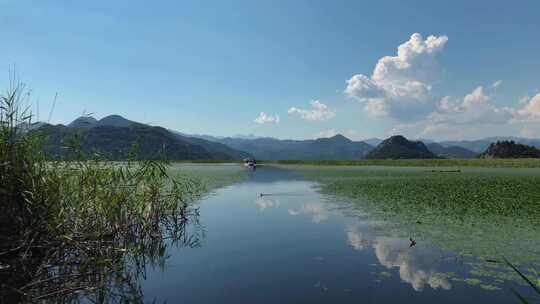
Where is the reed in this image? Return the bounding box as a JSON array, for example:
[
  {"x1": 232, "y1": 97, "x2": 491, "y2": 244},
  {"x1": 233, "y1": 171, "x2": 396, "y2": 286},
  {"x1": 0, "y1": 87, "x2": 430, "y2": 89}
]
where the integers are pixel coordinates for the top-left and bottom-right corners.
[{"x1": 0, "y1": 79, "x2": 204, "y2": 302}]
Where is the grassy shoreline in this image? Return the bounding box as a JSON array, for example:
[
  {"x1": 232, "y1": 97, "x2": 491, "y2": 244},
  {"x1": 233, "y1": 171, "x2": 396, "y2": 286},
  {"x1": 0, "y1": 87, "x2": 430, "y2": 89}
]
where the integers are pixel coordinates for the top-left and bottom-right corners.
[{"x1": 261, "y1": 158, "x2": 540, "y2": 168}]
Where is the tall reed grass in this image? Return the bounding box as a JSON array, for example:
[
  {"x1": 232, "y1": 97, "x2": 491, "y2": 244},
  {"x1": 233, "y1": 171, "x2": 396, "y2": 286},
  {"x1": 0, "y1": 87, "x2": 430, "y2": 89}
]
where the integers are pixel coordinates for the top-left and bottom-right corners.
[{"x1": 0, "y1": 79, "x2": 204, "y2": 302}]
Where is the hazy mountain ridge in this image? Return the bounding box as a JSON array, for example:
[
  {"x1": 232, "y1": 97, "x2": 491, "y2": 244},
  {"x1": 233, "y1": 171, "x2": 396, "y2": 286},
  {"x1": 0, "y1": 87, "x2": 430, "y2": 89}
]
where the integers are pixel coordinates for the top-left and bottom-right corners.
[
  {"x1": 214, "y1": 134, "x2": 373, "y2": 160},
  {"x1": 34, "y1": 115, "x2": 540, "y2": 160},
  {"x1": 426, "y1": 143, "x2": 477, "y2": 159}
]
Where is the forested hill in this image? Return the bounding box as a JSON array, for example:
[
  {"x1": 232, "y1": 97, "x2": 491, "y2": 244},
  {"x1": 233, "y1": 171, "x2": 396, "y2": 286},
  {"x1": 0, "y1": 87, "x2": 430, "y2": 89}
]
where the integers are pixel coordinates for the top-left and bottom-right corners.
[
  {"x1": 34, "y1": 115, "x2": 251, "y2": 160},
  {"x1": 365, "y1": 135, "x2": 436, "y2": 159},
  {"x1": 479, "y1": 141, "x2": 540, "y2": 158}
]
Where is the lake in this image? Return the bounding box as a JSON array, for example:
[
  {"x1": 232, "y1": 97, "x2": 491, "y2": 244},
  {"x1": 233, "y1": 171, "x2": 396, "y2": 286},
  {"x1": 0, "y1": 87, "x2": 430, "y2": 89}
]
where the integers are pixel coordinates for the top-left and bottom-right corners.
[{"x1": 140, "y1": 165, "x2": 538, "y2": 303}]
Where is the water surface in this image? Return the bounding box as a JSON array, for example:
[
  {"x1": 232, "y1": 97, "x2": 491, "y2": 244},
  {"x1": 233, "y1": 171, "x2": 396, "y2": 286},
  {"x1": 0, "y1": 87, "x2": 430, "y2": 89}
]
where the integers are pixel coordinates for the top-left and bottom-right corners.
[{"x1": 142, "y1": 166, "x2": 536, "y2": 303}]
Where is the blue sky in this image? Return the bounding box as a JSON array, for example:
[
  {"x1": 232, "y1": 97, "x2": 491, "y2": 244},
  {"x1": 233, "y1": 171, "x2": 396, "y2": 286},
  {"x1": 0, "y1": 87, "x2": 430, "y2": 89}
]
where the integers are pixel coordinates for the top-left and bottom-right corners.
[{"x1": 1, "y1": 0, "x2": 540, "y2": 140}]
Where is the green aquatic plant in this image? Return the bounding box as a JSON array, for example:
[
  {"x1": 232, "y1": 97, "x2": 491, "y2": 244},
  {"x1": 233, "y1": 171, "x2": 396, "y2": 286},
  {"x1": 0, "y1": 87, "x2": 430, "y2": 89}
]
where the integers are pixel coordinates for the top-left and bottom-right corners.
[
  {"x1": 0, "y1": 79, "x2": 207, "y2": 302},
  {"x1": 480, "y1": 284, "x2": 501, "y2": 291},
  {"x1": 266, "y1": 158, "x2": 540, "y2": 168},
  {"x1": 288, "y1": 164, "x2": 540, "y2": 292},
  {"x1": 464, "y1": 278, "x2": 482, "y2": 286}
]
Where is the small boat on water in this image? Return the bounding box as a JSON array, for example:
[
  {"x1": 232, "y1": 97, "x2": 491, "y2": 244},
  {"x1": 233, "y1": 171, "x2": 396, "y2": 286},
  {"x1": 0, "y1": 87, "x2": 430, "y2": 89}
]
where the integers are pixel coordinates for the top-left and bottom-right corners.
[{"x1": 243, "y1": 158, "x2": 257, "y2": 169}]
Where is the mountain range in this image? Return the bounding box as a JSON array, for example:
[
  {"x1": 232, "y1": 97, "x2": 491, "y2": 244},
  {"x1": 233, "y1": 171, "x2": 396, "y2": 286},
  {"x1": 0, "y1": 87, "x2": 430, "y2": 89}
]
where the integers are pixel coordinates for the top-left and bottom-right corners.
[
  {"x1": 31, "y1": 114, "x2": 540, "y2": 160},
  {"x1": 35, "y1": 115, "x2": 251, "y2": 160},
  {"x1": 213, "y1": 134, "x2": 373, "y2": 160}
]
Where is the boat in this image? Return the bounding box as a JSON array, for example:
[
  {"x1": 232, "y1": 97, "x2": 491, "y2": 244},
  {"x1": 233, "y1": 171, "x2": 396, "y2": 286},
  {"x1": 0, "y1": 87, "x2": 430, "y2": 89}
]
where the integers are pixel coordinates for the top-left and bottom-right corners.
[{"x1": 243, "y1": 158, "x2": 257, "y2": 169}]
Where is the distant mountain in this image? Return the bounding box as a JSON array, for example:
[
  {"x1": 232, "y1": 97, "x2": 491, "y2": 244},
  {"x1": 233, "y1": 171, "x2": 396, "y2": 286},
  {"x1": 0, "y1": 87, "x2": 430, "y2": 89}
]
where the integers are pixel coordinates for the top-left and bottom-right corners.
[
  {"x1": 36, "y1": 123, "x2": 213, "y2": 160},
  {"x1": 176, "y1": 134, "x2": 251, "y2": 160},
  {"x1": 439, "y1": 137, "x2": 540, "y2": 153},
  {"x1": 365, "y1": 135, "x2": 436, "y2": 159},
  {"x1": 97, "y1": 115, "x2": 135, "y2": 128},
  {"x1": 37, "y1": 115, "x2": 251, "y2": 160},
  {"x1": 215, "y1": 134, "x2": 373, "y2": 160},
  {"x1": 68, "y1": 115, "x2": 136, "y2": 129},
  {"x1": 169, "y1": 130, "x2": 223, "y2": 143},
  {"x1": 67, "y1": 116, "x2": 98, "y2": 129},
  {"x1": 363, "y1": 138, "x2": 383, "y2": 146},
  {"x1": 426, "y1": 143, "x2": 477, "y2": 159},
  {"x1": 478, "y1": 140, "x2": 540, "y2": 158},
  {"x1": 483, "y1": 137, "x2": 540, "y2": 149},
  {"x1": 231, "y1": 134, "x2": 260, "y2": 140},
  {"x1": 438, "y1": 140, "x2": 491, "y2": 153}
]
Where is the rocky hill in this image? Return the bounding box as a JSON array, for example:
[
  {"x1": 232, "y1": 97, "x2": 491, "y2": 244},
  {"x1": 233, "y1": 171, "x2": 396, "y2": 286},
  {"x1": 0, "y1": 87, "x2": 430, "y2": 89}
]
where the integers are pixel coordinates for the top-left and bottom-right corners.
[
  {"x1": 478, "y1": 141, "x2": 540, "y2": 158},
  {"x1": 365, "y1": 135, "x2": 436, "y2": 159}
]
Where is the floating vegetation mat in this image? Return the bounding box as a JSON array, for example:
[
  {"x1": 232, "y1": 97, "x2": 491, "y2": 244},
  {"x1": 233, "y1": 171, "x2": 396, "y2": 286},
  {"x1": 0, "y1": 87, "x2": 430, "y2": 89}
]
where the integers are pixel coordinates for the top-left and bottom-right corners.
[{"x1": 287, "y1": 165, "x2": 540, "y2": 291}]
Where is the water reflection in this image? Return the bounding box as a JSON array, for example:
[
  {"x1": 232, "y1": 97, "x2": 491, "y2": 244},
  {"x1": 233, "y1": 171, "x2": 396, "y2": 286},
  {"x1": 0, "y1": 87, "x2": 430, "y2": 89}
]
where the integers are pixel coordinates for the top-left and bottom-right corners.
[
  {"x1": 254, "y1": 196, "x2": 280, "y2": 211},
  {"x1": 288, "y1": 203, "x2": 329, "y2": 223},
  {"x1": 0, "y1": 205, "x2": 204, "y2": 303},
  {"x1": 133, "y1": 167, "x2": 538, "y2": 303},
  {"x1": 346, "y1": 224, "x2": 452, "y2": 291}
]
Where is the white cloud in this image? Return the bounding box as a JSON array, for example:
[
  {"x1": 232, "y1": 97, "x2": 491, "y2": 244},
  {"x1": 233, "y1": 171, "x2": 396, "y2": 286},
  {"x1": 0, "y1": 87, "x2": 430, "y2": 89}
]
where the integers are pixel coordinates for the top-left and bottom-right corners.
[
  {"x1": 389, "y1": 123, "x2": 418, "y2": 137},
  {"x1": 491, "y1": 80, "x2": 503, "y2": 88},
  {"x1": 519, "y1": 95, "x2": 530, "y2": 105},
  {"x1": 254, "y1": 112, "x2": 280, "y2": 124},
  {"x1": 288, "y1": 100, "x2": 336, "y2": 121},
  {"x1": 517, "y1": 93, "x2": 540, "y2": 119},
  {"x1": 343, "y1": 32, "x2": 540, "y2": 140},
  {"x1": 315, "y1": 129, "x2": 338, "y2": 138},
  {"x1": 514, "y1": 93, "x2": 540, "y2": 137},
  {"x1": 346, "y1": 33, "x2": 448, "y2": 120},
  {"x1": 419, "y1": 86, "x2": 515, "y2": 139}
]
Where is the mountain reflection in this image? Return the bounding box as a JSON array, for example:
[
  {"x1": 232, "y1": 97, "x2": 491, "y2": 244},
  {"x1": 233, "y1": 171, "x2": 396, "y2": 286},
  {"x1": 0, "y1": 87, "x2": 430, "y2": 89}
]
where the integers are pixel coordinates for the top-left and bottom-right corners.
[{"x1": 346, "y1": 224, "x2": 452, "y2": 291}]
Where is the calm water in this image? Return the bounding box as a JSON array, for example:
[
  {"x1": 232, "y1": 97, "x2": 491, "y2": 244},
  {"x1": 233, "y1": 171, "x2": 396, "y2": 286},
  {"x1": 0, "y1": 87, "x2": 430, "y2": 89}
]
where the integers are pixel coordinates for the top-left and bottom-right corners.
[{"x1": 140, "y1": 166, "x2": 534, "y2": 303}]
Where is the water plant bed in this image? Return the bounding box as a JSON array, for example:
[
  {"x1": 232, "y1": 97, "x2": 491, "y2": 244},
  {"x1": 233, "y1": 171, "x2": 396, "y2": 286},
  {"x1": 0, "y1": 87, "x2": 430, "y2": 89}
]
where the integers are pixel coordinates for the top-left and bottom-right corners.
[
  {"x1": 288, "y1": 165, "x2": 540, "y2": 263},
  {"x1": 265, "y1": 158, "x2": 540, "y2": 168}
]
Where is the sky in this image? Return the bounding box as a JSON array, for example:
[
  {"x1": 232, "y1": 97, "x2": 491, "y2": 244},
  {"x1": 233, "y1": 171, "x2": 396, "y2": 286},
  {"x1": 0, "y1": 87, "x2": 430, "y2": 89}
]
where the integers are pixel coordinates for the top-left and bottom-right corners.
[{"x1": 1, "y1": 0, "x2": 540, "y2": 141}]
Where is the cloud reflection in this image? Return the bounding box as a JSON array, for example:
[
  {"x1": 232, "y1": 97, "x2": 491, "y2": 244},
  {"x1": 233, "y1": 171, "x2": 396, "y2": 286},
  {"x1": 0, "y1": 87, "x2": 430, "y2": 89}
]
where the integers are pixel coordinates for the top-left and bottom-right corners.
[
  {"x1": 346, "y1": 225, "x2": 451, "y2": 291},
  {"x1": 254, "y1": 196, "x2": 280, "y2": 211},
  {"x1": 288, "y1": 203, "x2": 328, "y2": 223}
]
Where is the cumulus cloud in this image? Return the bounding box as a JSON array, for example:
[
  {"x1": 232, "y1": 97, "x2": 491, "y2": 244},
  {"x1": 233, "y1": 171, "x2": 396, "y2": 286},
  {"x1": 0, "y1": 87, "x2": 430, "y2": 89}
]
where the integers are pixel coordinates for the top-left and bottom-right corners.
[
  {"x1": 344, "y1": 32, "x2": 540, "y2": 139},
  {"x1": 254, "y1": 112, "x2": 280, "y2": 124},
  {"x1": 288, "y1": 100, "x2": 336, "y2": 121},
  {"x1": 517, "y1": 93, "x2": 540, "y2": 119},
  {"x1": 514, "y1": 93, "x2": 540, "y2": 137},
  {"x1": 419, "y1": 86, "x2": 516, "y2": 139},
  {"x1": 345, "y1": 33, "x2": 448, "y2": 120}
]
